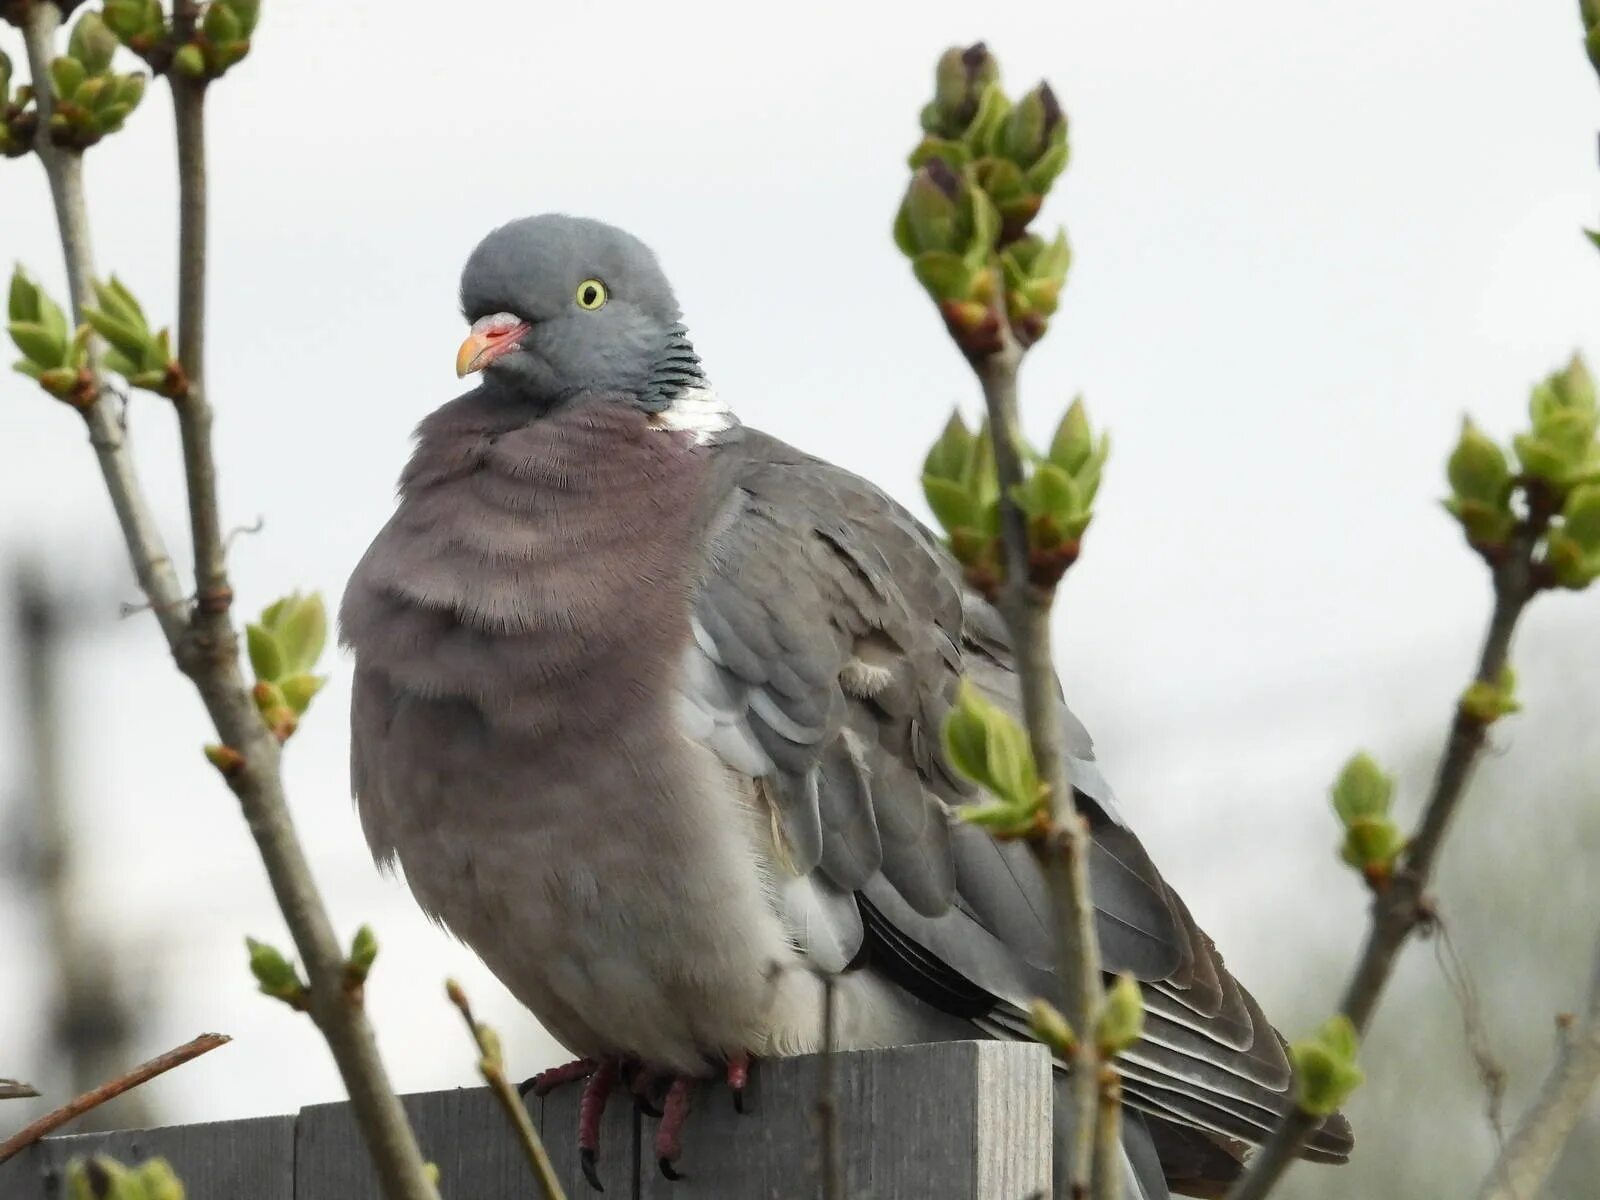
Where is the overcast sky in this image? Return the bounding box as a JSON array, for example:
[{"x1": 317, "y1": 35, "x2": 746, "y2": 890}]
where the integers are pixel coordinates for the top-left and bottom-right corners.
[{"x1": 1, "y1": 0, "x2": 1597, "y2": 1165}]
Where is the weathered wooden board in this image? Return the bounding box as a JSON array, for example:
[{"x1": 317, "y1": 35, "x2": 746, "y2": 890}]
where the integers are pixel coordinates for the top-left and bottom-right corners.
[
  {"x1": 0, "y1": 1114, "x2": 295, "y2": 1200},
  {"x1": 2, "y1": 1042, "x2": 1054, "y2": 1200}
]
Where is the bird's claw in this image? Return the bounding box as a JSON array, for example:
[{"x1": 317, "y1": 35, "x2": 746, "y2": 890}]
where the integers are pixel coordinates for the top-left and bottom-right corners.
[
  {"x1": 580, "y1": 1147, "x2": 604, "y2": 1193},
  {"x1": 657, "y1": 1156, "x2": 683, "y2": 1181}
]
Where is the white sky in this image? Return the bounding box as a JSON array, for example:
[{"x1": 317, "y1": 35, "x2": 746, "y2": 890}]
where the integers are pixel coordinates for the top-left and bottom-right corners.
[{"x1": 1, "y1": 0, "x2": 1597, "y2": 1163}]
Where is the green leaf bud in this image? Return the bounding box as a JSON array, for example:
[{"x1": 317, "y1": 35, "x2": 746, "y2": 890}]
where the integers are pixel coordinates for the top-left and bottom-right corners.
[
  {"x1": 1094, "y1": 974, "x2": 1146, "y2": 1057},
  {"x1": 1290, "y1": 1016, "x2": 1364, "y2": 1116}
]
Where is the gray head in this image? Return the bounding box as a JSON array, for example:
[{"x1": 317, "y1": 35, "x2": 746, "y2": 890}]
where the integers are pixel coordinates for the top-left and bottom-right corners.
[{"x1": 456, "y1": 214, "x2": 705, "y2": 410}]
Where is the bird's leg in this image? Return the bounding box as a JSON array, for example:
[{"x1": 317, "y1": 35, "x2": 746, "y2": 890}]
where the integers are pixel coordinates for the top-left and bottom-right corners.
[
  {"x1": 624, "y1": 1061, "x2": 665, "y2": 1118},
  {"x1": 577, "y1": 1059, "x2": 619, "y2": 1192},
  {"x1": 518, "y1": 1056, "x2": 598, "y2": 1098},
  {"x1": 725, "y1": 1051, "x2": 751, "y2": 1113},
  {"x1": 654, "y1": 1077, "x2": 695, "y2": 1180}
]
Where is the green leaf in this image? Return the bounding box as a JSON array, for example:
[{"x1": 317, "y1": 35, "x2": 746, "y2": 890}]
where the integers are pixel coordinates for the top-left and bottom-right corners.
[
  {"x1": 8, "y1": 267, "x2": 40, "y2": 324},
  {"x1": 275, "y1": 594, "x2": 328, "y2": 674},
  {"x1": 92, "y1": 276, "x2": 146, "y2": 332},
  {"x1": 1049, "y1": 398, "x2": 1094, "y2": 473},
  {"x1": 1587, "y1": 229, "x2": 1600, "y2": 252},
  {"x1": 1023, "y1": 142, "x2": 1071, "y2": 194},
  {"x1": 906, "y1": 136, "x2": 972, "y2": 172},
  {"x1": 246, "y1": 622, "x2": 284, "y2": 682},
  {"x1": 911, "y1": 251, "x2": 975, "y2": 301},
  {"x1": 7, "y1": 320, "x2": 66, "y2": 367},
  {"x1": 83, "y1": 307, "x2": 150, "y2": 362},
  {"x1": 279, "y1": 673, "x2": 324, "y2": 714},
  {"x1": 1446, "y1": 417, "x2": 1511, "y2": 504},
  {"x1": 1330, "y1": 752, "x2": 1392, "y2": 825},
  {"x1": 924, "y1": 410, "x2": 974, "y2": 482},
  {"x1": 923, "y1": 476, "x2": 978, "y2": 534},
  {"x1": 1562, "y1": 483, "x2": 1600, "y2": 550}
]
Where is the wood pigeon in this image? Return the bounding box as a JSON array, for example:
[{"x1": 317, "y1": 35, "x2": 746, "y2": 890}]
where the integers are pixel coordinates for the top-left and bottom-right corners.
[{"x1": 340, "y1": 214, "x2": 1352, "y2": 1198}]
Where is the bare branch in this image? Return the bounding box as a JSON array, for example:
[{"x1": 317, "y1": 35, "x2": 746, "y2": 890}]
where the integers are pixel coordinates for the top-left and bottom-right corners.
[
  {"x1": 0, "y1": 1034, "x2": 229, "y2": 1164},
  {"x1": 1091, "y1": 1067, "x2": 1124, "y2": 1200},
  {"x1": 1227, "y1": 513, "x2": 1546, "y2": 1200},
  {"x1": 20, "y1": 5, "x2": 440, "y2": 1196},
  {"x1": 20, "y1": 2, "x2": 188, "y2": 649},
  {"x1": 446, "y1": 981, "x2": 567, "y2": 1200},
  {"x1": 974, "y1": 330, "x2": 1104, "y2": 1193},
  {"x1": 1473, "y1": 931, "x2": 1600, "y2": 1200},
  {"x1": 0, "y1": 1082, "x2": 39, "y2": 1102}
]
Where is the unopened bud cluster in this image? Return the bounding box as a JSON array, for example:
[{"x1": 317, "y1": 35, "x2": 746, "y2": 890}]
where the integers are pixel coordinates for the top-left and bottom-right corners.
[
  {"x1": 1444, "y1": 355, "x2": 1600, "y2": 589},
  {"x1": 1330, "y1": 753, "x2": 1403, "y2": 888},
  {"x1": 46, "y1": 12, "x2": 146, "y2": 149},
  {"x1": 0, "y1": 50, "x2": 38, "y2": 157},
  {"x1": 84, "y1": 276, "x2": 187, "y2": 396},
  {"x1": 894, "y1": 44, "x2": 1072, "y2": 356},
  {"x1": 65, "y1": 1155, "x2": 185, "y2": 1200},
  {"x1": 246, "y1": 592, "x2": 328, "y2": 742},
  {"x1": 923, "y1": 399, "x2": 1107, "y2": 595}
]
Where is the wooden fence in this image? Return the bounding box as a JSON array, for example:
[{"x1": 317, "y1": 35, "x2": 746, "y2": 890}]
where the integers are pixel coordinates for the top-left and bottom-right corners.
[{"x1": 0, "y1": 1041, "x2": 1054, "y2": 1199}]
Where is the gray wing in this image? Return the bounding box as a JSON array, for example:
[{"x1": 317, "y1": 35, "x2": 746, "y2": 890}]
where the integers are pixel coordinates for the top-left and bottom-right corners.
[{"x1": 677, "y1": 433, "x2": 1352, "y2": 1181}]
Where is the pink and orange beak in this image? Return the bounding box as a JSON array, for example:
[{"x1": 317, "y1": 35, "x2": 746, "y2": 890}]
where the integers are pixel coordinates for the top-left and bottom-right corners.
[{"x1": 456, "y1": 312, "x2": 533, "y2": 377}]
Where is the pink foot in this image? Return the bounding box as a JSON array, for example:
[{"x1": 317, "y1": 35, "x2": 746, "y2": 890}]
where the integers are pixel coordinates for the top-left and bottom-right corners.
[
  {"x1": 726, "y1": 1051, "x2": 751, "y2": 1113},
  {"x1": 578, "y1": 1060, "x2": 619, "y2": 1192},
  {"x1": 655, "y1": 1077, "x2": 695, "y2": 1180},
  {"x1": 520, "y1": 1057, "x2": 597, "y2": 1098}
]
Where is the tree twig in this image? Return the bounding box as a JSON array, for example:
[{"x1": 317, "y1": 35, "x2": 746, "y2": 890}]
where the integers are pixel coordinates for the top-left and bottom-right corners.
[
  {"x1": 21, "y1": 6, "x2": 440, "y2": 1197},
  {"x1": 445, "y1": 981, "x2": 567, "y2": 1200},
  {"x1": 974, "y1": 329, "x2": 1104, "y2": 1195},
  {"x1": 20, "y1": 2, "x2": 187, "y2": 649},
  {"x1": 1090, "y1": 1067, "x2": 1124, "y2": 1200},
  {"x1": 0, "y1": 1082, "x2": 39, "y2": 1102},
  {"x1": 0, "y1": 1034, "x2": 229, "y2": 1164},
  {"x1": 1473, "y1": 929, "x2": 1600, "y2": 1200},
  {"x1": 1226, "y1": 515, "x2": 1546, "y2": 1200}
]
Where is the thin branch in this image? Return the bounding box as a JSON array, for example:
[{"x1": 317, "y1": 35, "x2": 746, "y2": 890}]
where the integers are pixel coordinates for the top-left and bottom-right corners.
[
  {"x1": 20, "y1": 2, "x2": 188, "y2": 649},
  {"x1": 22, "y1": 6, "x2": 439, "y2": 1197},
  {"x1": 1227, "y1": 516, "x2": 1545, "y2": 1200},
  {"x1": 1090, "y1": 1067, "x2": 1124, "y2": 1200},
  {"x1": 1473, "y1": 930, "x2": 1600, "y2": 1200},
  {"x1": 974, "y1": 330, "x2": 1104, "y2": 1196},
  {"x1": 446, "y1": 981, "x2": 567, "y2": 1200},
  {"x1": 167, "y1": 29, "x2": 227, "y2": 620},
  {"x1": 0, "y1": 1082, "x2": 39, "y2": 1102},
  {"x1": 0, "y1": 1034, "x2": 229, "y2": 1164}
]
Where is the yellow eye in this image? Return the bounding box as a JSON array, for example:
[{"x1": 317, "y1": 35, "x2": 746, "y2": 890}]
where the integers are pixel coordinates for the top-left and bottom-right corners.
[{"x1": 575, "y1": 278, "x2": 608, "y2": 310}]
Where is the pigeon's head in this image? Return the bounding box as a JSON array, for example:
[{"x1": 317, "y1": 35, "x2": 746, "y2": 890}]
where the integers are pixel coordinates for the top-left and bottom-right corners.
[{"x1": 455, "y1": 214, "x2": 701, "y2": 410}]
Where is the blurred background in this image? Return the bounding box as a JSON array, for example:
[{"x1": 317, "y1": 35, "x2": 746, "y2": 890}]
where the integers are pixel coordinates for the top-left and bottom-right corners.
[{"x1": 1, "y1": 0, "x2": 1597, "y2": 1194}]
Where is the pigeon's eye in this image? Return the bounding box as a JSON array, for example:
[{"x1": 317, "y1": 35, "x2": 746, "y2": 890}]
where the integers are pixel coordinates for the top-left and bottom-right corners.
[{"x1": 575, "y1": 279, "x2": 608, "y2": 311}]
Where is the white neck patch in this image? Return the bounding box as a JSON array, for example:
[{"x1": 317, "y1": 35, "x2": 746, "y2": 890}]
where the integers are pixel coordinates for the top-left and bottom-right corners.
[{"x1": 650, "y1": 384, "x2": 736, "y2": 445}]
